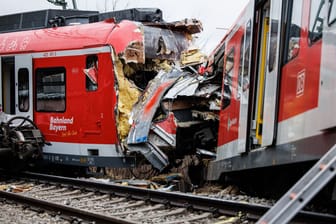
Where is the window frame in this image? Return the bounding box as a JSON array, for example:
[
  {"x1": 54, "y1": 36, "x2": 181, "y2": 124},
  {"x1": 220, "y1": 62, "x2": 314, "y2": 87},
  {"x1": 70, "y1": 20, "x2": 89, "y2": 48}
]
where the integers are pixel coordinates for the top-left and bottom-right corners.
[
  {"x1": 85, "y1": 54, "x2": 98, "y2": 92},
  {"x1": 283, "y1": 0, "x2": 303, "y2": 64},
  {"x1": 308, "y1": 0, "x2": 326, "y2": 45},
  {"x1": 222, "y1": 47, "x2": 235, "y2": 109},
  {"x1": 239, "y1": 20, "x2": 251, "y2": 93},
  {"x1": 328, "y1": 0, "x2": 336, "y2": 25},
  {"x1": 35, "y1": 67, "x2": 66, "y2": 113},
  {"x1": 18, "y1": 68, "x2": 30, "y2": 112}
]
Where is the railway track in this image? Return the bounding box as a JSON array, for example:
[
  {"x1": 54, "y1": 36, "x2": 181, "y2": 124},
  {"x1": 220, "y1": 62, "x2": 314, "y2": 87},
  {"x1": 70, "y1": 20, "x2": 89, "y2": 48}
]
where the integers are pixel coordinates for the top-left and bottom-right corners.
[{"x1": 0, "y1": 171, "x2": 335, "y2": 223}]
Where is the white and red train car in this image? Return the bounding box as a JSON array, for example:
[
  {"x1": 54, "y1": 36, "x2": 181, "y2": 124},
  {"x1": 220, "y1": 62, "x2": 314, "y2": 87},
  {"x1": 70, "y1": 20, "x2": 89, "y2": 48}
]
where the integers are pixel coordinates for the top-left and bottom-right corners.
[
  {"x1": 0, "y1": 9, "x2": 203, "y2": 168},
  {"x1": 207, "y1": 0, "x2": 336, "y2": 182},
  {"x1": 0, "y1": 20, "x2": 135, "y2": 167}
]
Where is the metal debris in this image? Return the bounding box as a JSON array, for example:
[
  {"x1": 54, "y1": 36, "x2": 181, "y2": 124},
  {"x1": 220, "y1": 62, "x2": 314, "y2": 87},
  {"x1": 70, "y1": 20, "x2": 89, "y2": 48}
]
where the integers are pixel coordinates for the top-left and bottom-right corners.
[
  {"x1": 127, "y1": 69, "x2": 187, "y2": 145},
  {"x1": 111, "y1": 16, "x2": 221, "y2": 172}
]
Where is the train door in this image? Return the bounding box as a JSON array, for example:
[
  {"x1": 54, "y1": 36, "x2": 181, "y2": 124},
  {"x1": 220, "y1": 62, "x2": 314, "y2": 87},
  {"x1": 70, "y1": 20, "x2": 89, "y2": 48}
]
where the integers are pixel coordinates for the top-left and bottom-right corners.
[
  {"x1": 237, "y1": 19, "x2": 253, "y2": 153},
  {"x1": 0, "y1": 55, "x2": 33, "y2": 119},
  {"x1": 260, "y1": 0, "x2": 283, "y2": 146},
  {"x1": 15, "y1": 55, "x2": 33, "y2": 119},
  {"x1": 82, "y1": 54, "x2": 102, "y2": 139},
  {"x1": 250, "y1": 0, "x2": 283, "y2": 147},
  {"x1": 1, "y1": 57, "x2": 15, "y2": 115},
  {"x1": 278, "y1": 0, "x2": 324, "y2": 143}
]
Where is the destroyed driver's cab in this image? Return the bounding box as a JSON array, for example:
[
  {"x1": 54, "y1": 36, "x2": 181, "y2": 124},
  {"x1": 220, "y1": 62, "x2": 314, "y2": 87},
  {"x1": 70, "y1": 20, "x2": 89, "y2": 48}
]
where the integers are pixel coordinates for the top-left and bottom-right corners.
[{"x1": 0, "y1": 8, "x2": 208, "y2": 169}]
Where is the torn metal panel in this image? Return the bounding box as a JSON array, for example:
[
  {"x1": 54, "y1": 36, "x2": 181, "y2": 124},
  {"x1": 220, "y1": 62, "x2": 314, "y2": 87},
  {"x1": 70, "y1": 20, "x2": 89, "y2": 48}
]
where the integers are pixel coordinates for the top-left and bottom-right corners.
[
  {"x1": 127, "y1": 142, "x2": 169, "y2": 171},
  {"x1": 114, "y1": 19, "x2": 202, "y2": 64},
  {"x1": 163, "y1": 72, "x2": 222, "y2": 100},
  {"x1": 144, "y1": 26, "x2": 189, "y2": 61},
  {"x1": 148, "y1": 132, "x2": 172, "y2": 149},
  {"x1": 109, "y1": 20, "x2": 145, "y2": 64},
  {"x1": 194, "y1": 83, "x2": 221, "y2": 98},
  {"x1": 145, "y1": 18, "x2": 203, "y2": 35},
  {"x1": 163, "y1": 75, "x2": 200, "y2": 99},
  {"x1": 123, "y1": 40, "x2": 145, "y2": 64},
  {"x1": 127, "y1": 68, "x2": 187, "y2": 145},
  {"x1": 150, "y1": 112, "x2": 177, "y2": 147}
]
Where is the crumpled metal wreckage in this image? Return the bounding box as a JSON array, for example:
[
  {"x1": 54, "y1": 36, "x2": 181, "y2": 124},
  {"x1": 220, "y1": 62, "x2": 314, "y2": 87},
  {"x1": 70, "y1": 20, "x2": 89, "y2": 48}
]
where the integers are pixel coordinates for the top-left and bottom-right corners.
[{"x1": 115, "y1": 18, "x2": 220, "y2": 171}]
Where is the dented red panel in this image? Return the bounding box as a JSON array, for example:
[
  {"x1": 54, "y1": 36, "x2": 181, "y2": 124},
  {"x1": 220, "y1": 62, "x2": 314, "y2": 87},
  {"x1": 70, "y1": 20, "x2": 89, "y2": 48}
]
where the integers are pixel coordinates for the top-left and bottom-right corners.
[
  {"x1": 127, "y1": 69, "x2": 186, "y2": 144},
  {"x1": 155, "y1": 112, "x2": 177, "y2": 135},
  {"x1": 108, "y1": 20, "x2": 145, "y2": 63},
  {"x1": 0, "y1": 20, "x2": 144, "y2": 57}
]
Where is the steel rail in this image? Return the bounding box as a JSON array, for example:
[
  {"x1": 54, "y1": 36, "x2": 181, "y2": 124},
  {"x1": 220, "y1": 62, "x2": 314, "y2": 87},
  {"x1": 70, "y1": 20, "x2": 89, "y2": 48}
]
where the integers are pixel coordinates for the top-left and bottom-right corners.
[
  {"x1": 15, "y1": 171, "x2": 336, "y2": 223},
  {"x1": 0, "y1": 190, "x2": 136, "y2": 224}
]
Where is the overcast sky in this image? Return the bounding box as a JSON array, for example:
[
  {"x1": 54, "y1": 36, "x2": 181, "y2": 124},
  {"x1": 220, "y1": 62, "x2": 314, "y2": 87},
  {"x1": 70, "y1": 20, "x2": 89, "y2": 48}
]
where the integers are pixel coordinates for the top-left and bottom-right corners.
[{"x1": 1, "y1": 0, "x2": 249, "y2": 53}]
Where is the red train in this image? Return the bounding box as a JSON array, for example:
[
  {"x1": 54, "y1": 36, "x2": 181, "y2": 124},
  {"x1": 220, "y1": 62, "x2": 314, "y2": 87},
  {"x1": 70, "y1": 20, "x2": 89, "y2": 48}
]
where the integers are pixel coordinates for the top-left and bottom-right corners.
[
  {"x1": 0, "y1": 8, "x2": 210, "y2": 171},
  {"x1": 0, "y1": 1, "x2": 335, "y2": 193}
]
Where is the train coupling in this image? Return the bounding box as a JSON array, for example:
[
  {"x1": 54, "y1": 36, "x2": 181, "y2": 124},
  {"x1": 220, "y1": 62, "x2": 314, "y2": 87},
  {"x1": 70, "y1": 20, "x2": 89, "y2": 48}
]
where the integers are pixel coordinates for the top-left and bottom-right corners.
[{"x1": 0, "y1": 115, "x2": 46, "y2": 163}]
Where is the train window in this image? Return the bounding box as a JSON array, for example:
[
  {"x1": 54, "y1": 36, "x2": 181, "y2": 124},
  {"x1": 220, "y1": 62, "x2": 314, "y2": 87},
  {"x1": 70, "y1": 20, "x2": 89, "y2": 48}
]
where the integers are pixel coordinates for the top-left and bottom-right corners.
[
  {"x1": 213, "y1": 42, "x2": 225, "y2": 77},
  {"x1": 309, "y1": 0, "x2": 326, "y2": 44},
  {"x1": 85, "y1": 55, "x2": 98, "y2": 91},
  {"x1": 225, "y1": 49, "x2": 234, "y2": 73},
  {"x1": 18, "y1": 68, "x2": 29, "y2": 112},
  {"x1": 222, "y1": 48, "x2": 234, "y2": 109},
  {"x1": 238, "y1": 20, "x2": 251, "y2": 99},
  {"x1": 36, "y1": 67, "x2": 66, "y2": 112},
  {"x1": 286, "y1": 0, "x2": 303, "y2": 62},
  {"x1": 268, "y1": 19, "x2": 279, "y2": 71},
  {"x1": 238, "y1": 35, "x2": 245, "y2": 98},
  {"x1": 329, "y1": 0, "x2": 336, "y2": 25}
]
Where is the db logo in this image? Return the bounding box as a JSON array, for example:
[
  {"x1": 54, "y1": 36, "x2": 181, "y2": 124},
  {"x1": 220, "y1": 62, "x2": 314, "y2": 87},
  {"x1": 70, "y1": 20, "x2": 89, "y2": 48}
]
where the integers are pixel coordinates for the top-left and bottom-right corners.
[{"x1": 296, "y1": 70, "x2": 305, "y2": 97}]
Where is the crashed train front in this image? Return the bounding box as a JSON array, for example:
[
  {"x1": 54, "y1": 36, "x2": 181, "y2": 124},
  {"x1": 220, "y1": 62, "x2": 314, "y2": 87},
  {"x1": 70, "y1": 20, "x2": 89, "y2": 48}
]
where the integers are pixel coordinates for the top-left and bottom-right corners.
[{"x1": 110, "y1": 19, "x2": 220, "y2": 172}]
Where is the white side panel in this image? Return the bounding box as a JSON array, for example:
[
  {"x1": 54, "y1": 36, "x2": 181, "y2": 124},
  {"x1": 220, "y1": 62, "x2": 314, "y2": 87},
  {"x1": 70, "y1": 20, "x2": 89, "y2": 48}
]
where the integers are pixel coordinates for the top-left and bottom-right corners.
[
  {"x1": 277, "y1": 108, "x2": 321, "y2": 145},
  {"x1": 237, "y1": 1, "x2": 254, "y2": 153},
  {"x1": 262, "y1": 0, "x2": 282, "y2": 146},
  {"x1": 15, "y1": 54, "x2": 33, "y2": 119},
  {"x1": 317, "y1": 5, "x2": 336, "y2": 130},
  {"x1": 216, "y1": 140, "x2": 239, "y2": 161},
  {"x1": 43, "y1": 142, "x2": 123, "y2": 157}
]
